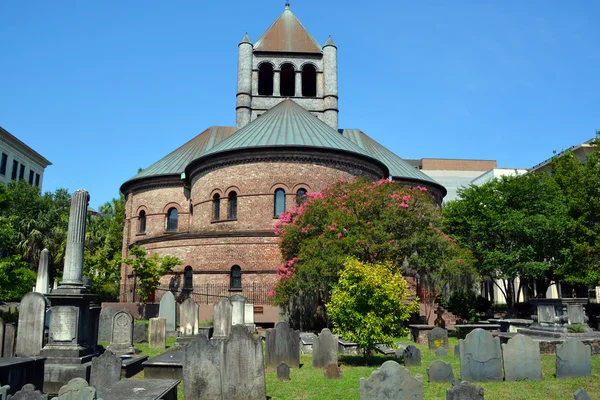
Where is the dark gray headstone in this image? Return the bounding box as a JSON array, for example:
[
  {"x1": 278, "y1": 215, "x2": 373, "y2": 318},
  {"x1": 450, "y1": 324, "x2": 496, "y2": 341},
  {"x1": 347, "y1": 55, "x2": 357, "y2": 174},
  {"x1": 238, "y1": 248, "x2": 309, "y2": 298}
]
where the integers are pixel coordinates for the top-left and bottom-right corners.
[
  {"x1": 133, "y1": 321, "x2": 148, "y2": 343},
  {"x1": 56, "y1": 378, "x2": 97, "y2": 399},
  {"x1": 90, "y1": 350, "x2": 121, "y2": 388},
  {"x1": 446, "y1": 380, "x2": 484, "y2": 400},
  {"x1": 107, "y1": 309, "x2": 138, "y2": 355},
  {"x1": 98, "y1": 307, "x2": 117, "y2": 342},
  {"x1": 502, "y1": 334, "x2": 542, "y2": 381},
  {"x1": 312, "y1": 328, "x2": 338, "y2": 369},
  {"x1": 179, "y1": 298, "x2": 199, "y2": 336},
  {"x1": 427, "y1": 360, "x2": 455, "y2": 383},
  {"x1": 183, "y1": 335, "x2": 222, "y2": 400},
  {"x1": 159, "y1": 291, "x2": 176, "y2": 332},
  {"x1": 403, "y1": 345, "x2": 421, "y2": 367},
  {"x1": 6, "y1": 384, "x2": 47, "y2": 400},
  {"x1": 0, "y1": 317, "x2": 4, "y2": 357},
  {"x1": 567, "y1": 305, "x2": 585, "y2": 325},
  {"x1": 213, "y1": 297, "x2": 232, "y2": 338},
  {"x1": 574, "y1": 389, "x2": 591, "y2": 400},
  {"x1": 277, "y1": 362, "x2": 290, "y2": 381},
  {"x1": 149, "y1": 317, "x2": 166, "y2": 349},
  {"x1": 459, "y1": 328, "x2": 503, "y2": 382},
  {"x1": 359, "y1": 360, "x2": 423, "y2": 400},
  {"x1": 3, "y1": 323, "x2": 16, "y2": 357},
  {"x1": 265, "y1": 321, "x2": 300, "y2": 369},
  {"x1": 324, "y1": 363, "x2": 342, "y2": 380},
  {"x1": 15, "y1": 292, "x2": 47, "y2": 357},
  {"x1": 454, "y1": 343, "x2": 460, "y2": 357},
  {"x1": 556, "y1": 339, "x2": 591, "y2": 379},
  {"x1": 428, "y1": 327, "x2": 449, "y2": 350},
  {"x1": 436, "y1": 347, "x2": 447, "y2": 357}
]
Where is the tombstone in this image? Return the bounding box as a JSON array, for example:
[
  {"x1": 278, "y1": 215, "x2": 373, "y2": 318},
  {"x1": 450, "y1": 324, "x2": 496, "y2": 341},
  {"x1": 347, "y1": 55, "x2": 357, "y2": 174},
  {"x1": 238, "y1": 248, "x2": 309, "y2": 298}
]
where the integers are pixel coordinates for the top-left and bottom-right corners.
[
  {"x1": 98, "y1": 307, "x2": 117, "y2": 342},
  {"x1": 183, "y1": 335, "x2": 222, "y2": 399},
  {"x1": 213, "y1": 297, "x2": 232, "y2": 338},
  {"x1": 403, "y1": 345, "x2": 421, "y2": 367},
  {"x1": 107, "y1": 309, "x2": 138, "y2": 355},
  {"x1": 459, "y1": 328, "x2": 503, "y2": 382},
  {"x1": 90, "y1": 351, "x2": 121, "y2": 389},
  {"x1": 15, "y1": 292, "x2": 47, "y2": 357},
  {"x1": 244, "y1": 303, "x2": 256, "y2": 332},
  {"x1": 573, "y1": 389, "x2": 591, "y2": 400},
  {"x1": 435, "y1": 347, "x2": 447, "y2": 357},
  {"x1": 312, "y1": 328, "x2": 338, "y2": 369},
  {"x1": 567, "y1": 304, "x2": 585, "y2": 325},
  {"x1": 179, "y1": 298, "x2": 199, "y2": 336},
  {"x1": 324, "y1": 363, "x2": 342, "y2": 380},
  {"x1": 149, "y1": 318, "x2": 166, "y2": 349},
  {"x1": 428, "y1": 327, "x2": 449, "y2": 350},
  {"x1": 3, "y1": 324, "x2": 16, "y2": 357},
  {"x1": 427, "y1": 360, "x2": 454, "y2": 383},
  {"x1": 277, "y1": 362, "x2": 290, "y2": 381},
  {"x1": 0, "y1": 317, "x2": 4, "y2": 357},
  {"x1": 454, "y1": 343, "x2": 460, "y2": 357},
  {"x1": 359, "y1": 360, "x2": 423, "y2": 400},
  {"x1": 434, "y1": 306, "x2": 446, "y2": 328},
  {"x1": 34, "y1": 249, "x2": 50, "y2": 294},
  {"x1": 230, "y1": 294, "x2": 246, "y2": 326},
  {"x1": 56, "y1": 378, "x2": 97, "y2": 399},
  {"x1": 502, "y1": 334, "x2": 542, "y2": 381},
  {"x1": 556, "y1": 339, "x2": 591, "y2": 379},
  {"x1": 132, "y1": 321, "x2": 148, "y2": 343},
  {"x1": 158, "y1": 291, "x2": 176, "y2": 333},
  {"x1": 265, "y1": 322, "x2": 300, "y2": 369},
  {"x1": 446, "y1": 380, "x2": 484, "y2": 400},
  {"x1": 52, "y1": 280, "x2": 58, "y2": 290},
  {"x1": 5, "y1": 384, "x2": 47, "y2": 400},
  {"x1": 394, "y1": 348, "x2": 404, "y2": 362},
  {"x1": 1, "y1": 385, "x2": 9, "y2": 400}
]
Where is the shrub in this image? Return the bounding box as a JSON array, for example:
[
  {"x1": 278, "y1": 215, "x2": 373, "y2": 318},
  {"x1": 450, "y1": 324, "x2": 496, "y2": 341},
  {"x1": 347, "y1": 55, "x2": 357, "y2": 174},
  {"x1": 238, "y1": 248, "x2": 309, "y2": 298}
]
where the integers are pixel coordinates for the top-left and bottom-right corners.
[
  {"x1": 567, "y1": 323, "x2": 585, "y2": 333},
  {"x1": 447, "y1": 290, "x2": 490, "y2": 323}
]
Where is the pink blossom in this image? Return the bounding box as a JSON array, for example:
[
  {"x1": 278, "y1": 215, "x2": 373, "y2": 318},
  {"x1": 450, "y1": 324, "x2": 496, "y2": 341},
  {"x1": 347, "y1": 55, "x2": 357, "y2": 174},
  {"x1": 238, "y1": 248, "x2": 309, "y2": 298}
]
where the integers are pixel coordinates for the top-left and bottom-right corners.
[
  {"x1": 403, "y1": 195, "x2": 411, "y2": 202},
  {"x1": 337, "y1": 233, "x2": 343, "y2": 239},
  {"x1": 400, "y1": 203, "x2": 409, "y2": 208},
  {"x1": 457, "y1": 259, "x2": 462, "y2": 263},
  {"x1": 268, "y1": 290, "x2": 275, "y2": 297}
]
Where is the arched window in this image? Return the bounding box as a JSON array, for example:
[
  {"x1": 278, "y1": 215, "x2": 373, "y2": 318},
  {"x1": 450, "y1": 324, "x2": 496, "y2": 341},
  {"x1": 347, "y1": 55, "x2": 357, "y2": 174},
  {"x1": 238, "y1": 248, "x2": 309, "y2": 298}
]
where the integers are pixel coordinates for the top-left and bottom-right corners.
[
  {"x1": 166, "y1": 208, "x2": 178, "y2": 232},
  {"x1": 280, "y1": 63, "x2": 295, "y2": 97},
  {"x1": 258, "y1": 63, "x2": 274, "y2": 95},
  {"x1": 274, "y1": 189, "x2": 286, "y2": 216},
  {"x1": 138, "y1": 210, "x2": 146, "y2": 233},
  {"x1": 296, "y1": 188, "x2": 307, "y2": 205},
  {"x1": 302, "y1": 64, "x2": 317, "y2": 97},
  {"x1": 230, "y1": 265, "x2": 242, "y2": 289},
  {"x1": 228, "y1": 191, "x2": 238, "y2": 219},
  {"x1": 184, "y1": 266, "x2": 193, "y2": 291},
  {"x1": 212, "y1": 194, "x2": 220, "y2": 221}
]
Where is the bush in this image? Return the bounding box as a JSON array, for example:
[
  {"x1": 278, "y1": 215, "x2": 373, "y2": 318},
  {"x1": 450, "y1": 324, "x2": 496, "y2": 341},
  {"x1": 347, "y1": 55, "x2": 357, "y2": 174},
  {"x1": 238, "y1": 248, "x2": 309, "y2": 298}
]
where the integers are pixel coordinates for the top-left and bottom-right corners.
[
  {"x1": 567, "y1": 323, "x2": 585, "y2": 333},
  {"x1": 447, "y1": 290, "x2": 491, "y2": 323}
]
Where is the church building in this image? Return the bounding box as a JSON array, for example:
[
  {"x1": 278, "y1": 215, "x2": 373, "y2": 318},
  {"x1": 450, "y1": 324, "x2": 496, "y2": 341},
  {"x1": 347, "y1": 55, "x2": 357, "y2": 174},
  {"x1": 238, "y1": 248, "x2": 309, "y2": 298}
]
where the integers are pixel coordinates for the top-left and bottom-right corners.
[{"x1": 119, "y1": 4, "x2": 446, "y2": 307}]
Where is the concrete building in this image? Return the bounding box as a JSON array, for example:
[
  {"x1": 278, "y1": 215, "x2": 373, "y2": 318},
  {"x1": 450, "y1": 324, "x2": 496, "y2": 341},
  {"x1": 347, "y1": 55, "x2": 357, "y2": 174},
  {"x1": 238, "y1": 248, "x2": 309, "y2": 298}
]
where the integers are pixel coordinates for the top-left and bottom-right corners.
[{"x1": 0, "y1": 126, "x2": 51, "y2": 188}]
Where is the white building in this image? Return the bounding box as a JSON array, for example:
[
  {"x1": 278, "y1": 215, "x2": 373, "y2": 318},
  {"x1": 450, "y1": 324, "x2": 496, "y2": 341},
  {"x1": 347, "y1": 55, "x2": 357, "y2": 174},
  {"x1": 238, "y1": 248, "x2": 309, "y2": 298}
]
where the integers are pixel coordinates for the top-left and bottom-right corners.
[{"x1": 0, "y1": 126, "x2": 51, "y2": 188}]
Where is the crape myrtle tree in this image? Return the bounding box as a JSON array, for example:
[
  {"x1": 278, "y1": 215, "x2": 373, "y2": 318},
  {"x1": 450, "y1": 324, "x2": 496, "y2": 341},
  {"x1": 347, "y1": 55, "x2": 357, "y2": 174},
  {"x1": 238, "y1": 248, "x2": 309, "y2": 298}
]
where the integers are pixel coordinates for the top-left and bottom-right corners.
[{"x1": 271, "y1": 177, "x2": 474, "y2": 330}]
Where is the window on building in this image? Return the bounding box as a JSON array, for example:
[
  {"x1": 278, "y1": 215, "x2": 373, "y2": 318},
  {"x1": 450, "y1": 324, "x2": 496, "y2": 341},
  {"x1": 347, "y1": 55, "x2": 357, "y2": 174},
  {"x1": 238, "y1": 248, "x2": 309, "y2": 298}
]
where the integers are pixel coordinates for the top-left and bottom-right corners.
[
  {"x1": 0, "y1": 153, "x2": 7, "y2": 175},
  {"x1": 35, "y1": 173, "x2": 40, "y2": 187},
  {"x1": 184, "y1": 266, "x2": 193, "y2": 291},
  {"x1": 274, "y1": 188, "x2": 286, "y2": 216},
  {"x1": 301, "y1": 64, "x2": 317, "y2": 97},
  {"x1": 296, "y1": 188, "x2": 307, "y2": 205},
  {"x1": 11, "y1": 160, "x2": 18, "y2": 180},
  {"x1": 19, "y1": 164, "x2": 25, "y2": 180},
  {"x1": 28, "y1": 170, "x2": 34, "y2": 185},
  {"x1": 258, "y1": 63, "x2": 274, "y2": 96},
  {"x1": 280, "y1": 63, "x2": 295, "y2": 97},
  {"x1": 230, "y1": 265, "x2": 242, "y2": 289},
  {"x1": 228, "y1": 191, "x2": 237, "y2": 219},
  {"x1": 212, "y1": 193, "x2": 220, "y2": 221},
  {"x1": 138, "y1": 210, "x2": 146, "y2": 233},
  {"x1": 166, "y1": 208, "x2": 178, "y2": 232}
]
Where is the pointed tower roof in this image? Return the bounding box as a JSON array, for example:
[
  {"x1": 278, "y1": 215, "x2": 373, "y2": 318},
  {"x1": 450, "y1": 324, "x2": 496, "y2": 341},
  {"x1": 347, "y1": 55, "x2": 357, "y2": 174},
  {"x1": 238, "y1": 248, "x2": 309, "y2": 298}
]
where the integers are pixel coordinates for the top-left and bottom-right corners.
[
  {"x1": 239, "y1": 33, "x2": 252, "y2": 45},
  {"x1": 324, "y1": 36, "x2": 336, "y2": 48},
  {"x1": 254, "y1": 5, "x2": 322, "y2": 53}
]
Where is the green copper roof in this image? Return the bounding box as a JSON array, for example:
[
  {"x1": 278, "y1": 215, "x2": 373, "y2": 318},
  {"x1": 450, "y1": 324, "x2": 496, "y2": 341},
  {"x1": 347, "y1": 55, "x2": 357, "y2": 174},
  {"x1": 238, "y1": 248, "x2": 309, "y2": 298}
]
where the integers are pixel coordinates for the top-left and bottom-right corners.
[{"x1": 203, "y1": 100, "x2": 373, "y2": 158}]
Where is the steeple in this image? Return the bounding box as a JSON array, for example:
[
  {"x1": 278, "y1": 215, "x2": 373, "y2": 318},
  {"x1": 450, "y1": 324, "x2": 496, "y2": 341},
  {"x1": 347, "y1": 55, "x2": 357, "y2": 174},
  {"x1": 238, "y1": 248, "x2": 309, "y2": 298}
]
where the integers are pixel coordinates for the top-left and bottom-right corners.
[{"x1": 253, "y1": 5, "x2": 321, "y2": 53}]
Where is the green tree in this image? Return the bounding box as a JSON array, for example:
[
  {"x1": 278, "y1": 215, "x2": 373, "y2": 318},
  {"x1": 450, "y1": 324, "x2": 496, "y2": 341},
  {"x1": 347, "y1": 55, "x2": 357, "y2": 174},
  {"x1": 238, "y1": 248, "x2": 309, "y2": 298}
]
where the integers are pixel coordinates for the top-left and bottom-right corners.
[
  {"x1": 0, "y1": 254, "x2": 36, "y2": 301},
  {"x1": 327, "y1": 257, "x2": 419, "y2": 364}
]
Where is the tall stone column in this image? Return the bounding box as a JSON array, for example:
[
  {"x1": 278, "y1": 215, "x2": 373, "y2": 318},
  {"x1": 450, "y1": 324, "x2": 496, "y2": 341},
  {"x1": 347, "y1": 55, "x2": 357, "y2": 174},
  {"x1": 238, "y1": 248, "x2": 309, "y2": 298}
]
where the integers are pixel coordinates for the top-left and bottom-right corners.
[
  {"x1": 273, "y1": 70, "x2": 281, "y2": 96},
  {"x1": 295, "y1": 71, "x2": 302, "y2": 97},
  {"x1": 61, "y1": 189, "x2": 89, "y2": 287}
]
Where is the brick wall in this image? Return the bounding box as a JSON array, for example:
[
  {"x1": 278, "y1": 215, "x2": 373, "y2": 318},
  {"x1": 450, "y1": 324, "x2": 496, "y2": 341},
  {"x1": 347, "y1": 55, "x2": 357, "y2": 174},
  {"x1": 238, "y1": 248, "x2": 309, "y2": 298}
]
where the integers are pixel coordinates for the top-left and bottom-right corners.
[{"x1": 421, "y1": 159, "x2": 497, "y2": 171}]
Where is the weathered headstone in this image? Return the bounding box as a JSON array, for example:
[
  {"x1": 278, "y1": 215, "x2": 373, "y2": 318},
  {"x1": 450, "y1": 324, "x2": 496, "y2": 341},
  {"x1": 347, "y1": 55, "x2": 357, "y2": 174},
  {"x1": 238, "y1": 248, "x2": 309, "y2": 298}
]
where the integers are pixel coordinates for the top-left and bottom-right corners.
[
  {"x1": 556, "y1": 338, "x2": 591, "y2": 379},
  {"x1": 183, "y1": 335, "x2": 222, "y2": 399},
  {"x1": 428, "y1": 327, "x2": 449, "y2": 350},
  {"x1": 159, "y1": 291, "x2": 176, "y2": 333},
  {"x1": 133, "y1": 321, "x2": 148, "y2": 343},
  {"x1": 15, "y1": 292, "x2": 47, "y2": 357},
  {"x1": 454, "y1": 343, "x2": 460, "y2": 357},
  {"x1": 459, "y1": 328, "x2": 503, "y2": 382},
  {"x1": 567, "y1": 304, "x2": 585, "y2": 325},
  {"x1": 403, "y1": 345, "x2": 422, "y2": 367},
  {"x1": 265, "y1": 321, "x2": 300, "y2": 369},
  {"x1": 312, "y1": 328, "x2": 338, "y2": 369},
  {"x1": 107, "y1": 309, "x2": 138, "y2": 355},
  {"x1": 436, "y1": 347, "x2": 447, "y2": 357},
  {"x1": 427, "y1": 360, "x2": 454, "y2": 383},
  {"x1": 324, "y1": 363, "x2": 342, "y2": 380},
  {"x1": 149, "y1": 318, "x2": 166, "y2": 349},
  {"x1": 360, "y1": 360, "x2": 423, "y2": 400},
  {"x1": 56, "y1": 378, "x2": 97, "y2": 399},
  {"x1": 3, "y1": 323, "x2": 16, "y2": 357},
  {"x1": 0, "y1": 317, "x2": 4, "y2": 357},
  {"x1": 502, "y1": 334, "x2": 542, "y2": 381},
  {"x1": 179, "y1": 298, "x2": 199, "y2": 336},
  {"x1": 98, "y1": 307, "x2": 117, "y2": 342},
  {"x1": 1, "y1": 385, "x2": 9, "y2": 400},
  {"x1": 90, "y1": 350, "x2": 121, "y2": 389},
  {"x1": 574, "y1": 389, "x2": 592, "y2": 400},
  {"x1": 244, "y1": 303, "x2": 256, "y2": 332},
  {"x1": 230, "y1": 294, "x2": 246, "y2": 326},
  {"x1": 277, "y1": 362, "x2": 290, "y2": 381},
  {"x1": 537, "y1": 304, "x2": 555, "y2": 324},
  {"x1": 34, "y1": 249, "x2": 50, "y2": 294},
  {"x1": 5, "y1": 384, "x2": 47, "y2": 400},
  {"x1": 213, "y1": 297, "x2": 232, "y2": 338},
  {"x1": 446, "y1": 380, "x2": 484, "y2": 400}
]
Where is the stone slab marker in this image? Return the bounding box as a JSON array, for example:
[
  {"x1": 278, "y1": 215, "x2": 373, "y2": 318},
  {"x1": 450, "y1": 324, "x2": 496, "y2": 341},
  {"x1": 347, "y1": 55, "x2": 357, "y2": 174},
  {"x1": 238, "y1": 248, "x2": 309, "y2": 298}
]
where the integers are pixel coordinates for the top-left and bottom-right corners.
[
  {"x1": 435, "y1": 347, "x2": 447, "y2": 357},
  {"x1": 454, "y1": 343, "x2": 460, "y2": 357},
  {"x1": 574, "y1": 389, "x2": 591, "y2": 400},
  {"x1": 0, "y1": 317, "x2": 4, "y2": 357},
  {"x1": 446, "y1": 380, "x2": 484, "y2": 400},
  {"x1": 502, "y1": 334, "x2": 542, "y2": 381},
  {"x1": 56, "y1": 378, "x2": 97, "y2": 399},
  {"x1": 107, "y1": 309, "x2": 138, "y2": 355},
  {"x1": 403, "y1": 345, "x2": 421, "y2": 367},
  {"x1": 213, "y1": 297, "x2": 232, "y2": 338},
  {"x1": 98, "y1": 307, "x2": 117, "y2": 342},
  {"x1": 90, "y1": 350, "x2": 121, "y2": 389},
  {"x1": 159, "y1": 291, "x2": 176, "y2": 333},
  {"x1": 360, "y1": 360, "x2": 424, "y2": 400},
  {"x1": 427, "y1": 360, "x2": 454, "y2": 383},
  {"x1": 179, "y1": 298, "x2": 199, "y2": 336},
  {"x1": 149, "y1": 317, "x2": 166, "y2": 349},
  {"x1": 312, "y1": 328, "x2": 338, "y2": 369},
  {"x1": 0, "y1": 385, "x2": 9, "y2": 400},
  {"x1": 277, "y1": 363, "x2": 290, "y2": 381},
  {"x1": 183, "y1": 335, "x2": 222, "y2": 400},
  {"x1": 324, "y1": 363, "x2": 342, "y2": 380},
  {"x1": 34, "y1": 249, "x2": 50, "y2": 294},
  {"x1": 556, "y1": 338, "x2": 591, "y2": 379},
  {"x1": 230, "y1": 294, "x2": 246, "y2": 326},
  {"x1": 244, "y1": 303, "x2": 256, "y2": 332},
  {"x1": 459, "y1": 328, "x2": 503, "y2": 382},
  {"x1": 15, "y1": 292, "x2": 48, "y2": 357},
  {"x1": 265, "y1": 321, "x2": 300, "y2": 369},
  {"x1": 427, "y1": 327, "x2": 449, "y2": 350},
  {"x1": 3, "y1": 323, "x2": 16, "y2": 357},
  {"x1": 133, "y1": 321, "x2": 148, "y2": 343}
]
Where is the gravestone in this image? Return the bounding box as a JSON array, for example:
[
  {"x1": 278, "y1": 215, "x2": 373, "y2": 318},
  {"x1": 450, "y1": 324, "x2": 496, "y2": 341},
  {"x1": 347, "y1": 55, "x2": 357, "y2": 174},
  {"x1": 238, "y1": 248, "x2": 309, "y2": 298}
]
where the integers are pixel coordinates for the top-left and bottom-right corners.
[
  {"x1": 459, "y1": 328, "x2": 503, "y2": 382},
  {"x1": 149, "y1": 318, "x2": 166, "y2": 349},
  {"x1": 158, "y1": 291, "x2": 176, "y2": 333},
  {"x1": 3, "y1": 324, "x2": 16, "y2": 357},
  {"x1": 179, "y1": 298, "x2": 199, "y2": 336},
  {"x1": 133, "y1": 321, "x2": 148, "y2": 343},
  {"x1": 277, "y1": 362, "x2": 290, "y2": 381},
  {"x1": 537, "y1": 304, "x2": 555, "y2": 324},
  {"x1": 1, "y1": 385, "x2": 9, "y2": 400},
  {"x1": 15, "y1": 292, "x2": 47, "y2": 357},
  {"x1": 107, "y1": 309, "x2": 138, "y2": 355},
  {"x1": 428, "y1": 327, "x2": 448, "y2": 350},
  {"x1": 230, "y1": 294, "x2": 246, "y2": 326},
  {"x1": 183, "y1": 335, "x2": 222, "y2": 399},
  {"x1": 213, "y1": 297, "x2": 232, "y2": 338},
  {"x1": 0, "y1": 317, "x2": 4, "y2": 357},
  {"x1": 454, "y1": 344, "x2": 460, "y2": 357},
  {"x1": 98, "y1": 307, "x2": 117, "y2": 342},
  {"x1": 434, "y1": 306, "x2": 446, "y2": 328},
  {"x1": 56, "y1": 378, "x2": 97, "y2": 399},
  {"x1": 90, "y1": 350, "x2": 121, "y2": 389},
  {"x1": 403, "y1": 345, "x2": 421, "y2": 367},
  {"x1": 359, "y1": 360, "x2": 423, "y2": 400},
  {"x1": 244, "y1": 303, "x2": 256, "y2": 332},
  {"x1": 574, "y1": 389, "x2": 591, "y2": 400},
  {"x1": 502, "y1": 334, "x2": 542, "y2": 381},
  {"x1": 324, "y1": 363, "x2": 342, "y2": 380},
  {"x1": 265, "y1": 322, "x2": 300, "y2": 369},
  {"x1": 5, "y1": 384, "x2": 47, "y2": 400},
  {"x1": 436, "y1": 347, "x2": 447, "y2": 357},
  {"x1": 427, "y1": 360, "x2": 454, "y2": 383},
  {"x1": 567, "y1": 305, "x2": 585, "y2": 325},
  {"x1": 556, "y1": 339, "x2": 591, "y2": 379},
  {"x1": 34, "y1": 249, "x2": 50, "y2": 294},
  {"x1": 312, "y1": 328, "x2": 338, "y2": 369},
  {"x1": 446, "y1": 380, "x2": 484, "y2": 400}
]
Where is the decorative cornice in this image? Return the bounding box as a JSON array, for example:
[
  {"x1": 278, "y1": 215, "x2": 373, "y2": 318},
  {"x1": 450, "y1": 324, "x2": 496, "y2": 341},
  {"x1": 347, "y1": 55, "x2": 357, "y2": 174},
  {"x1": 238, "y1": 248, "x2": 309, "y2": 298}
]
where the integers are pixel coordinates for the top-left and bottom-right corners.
[
  {"x1": 120, "y1": 174, "x2": 183, "y2": 197},
  {"x1": 131, "y1": 229, "x2": 277, "y2": 247}
]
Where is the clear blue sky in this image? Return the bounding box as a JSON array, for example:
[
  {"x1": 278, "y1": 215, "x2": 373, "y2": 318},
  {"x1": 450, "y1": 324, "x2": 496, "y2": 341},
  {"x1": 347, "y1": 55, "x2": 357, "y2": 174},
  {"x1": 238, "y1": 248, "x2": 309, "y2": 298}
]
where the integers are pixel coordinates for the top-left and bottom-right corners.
[{"x1": 1, "y1": 1, "x2": 598, "y2": 209}]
